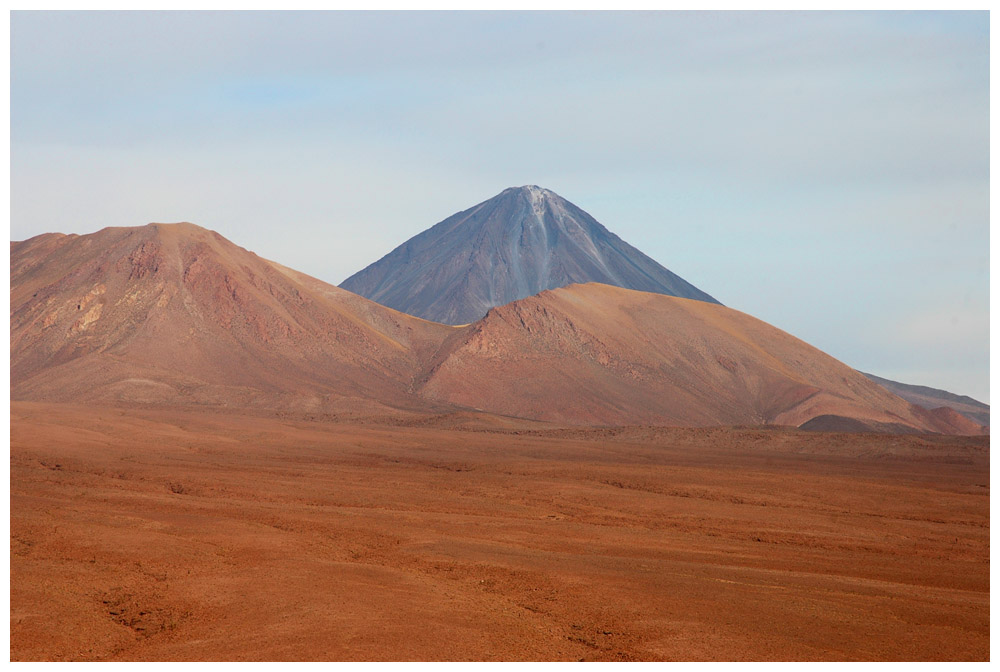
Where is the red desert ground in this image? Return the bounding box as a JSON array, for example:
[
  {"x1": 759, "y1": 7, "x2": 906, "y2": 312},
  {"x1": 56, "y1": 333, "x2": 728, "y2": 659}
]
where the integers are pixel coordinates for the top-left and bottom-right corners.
[{"x1": 10, "y1": 221, "x2": 988, "y2": 661}]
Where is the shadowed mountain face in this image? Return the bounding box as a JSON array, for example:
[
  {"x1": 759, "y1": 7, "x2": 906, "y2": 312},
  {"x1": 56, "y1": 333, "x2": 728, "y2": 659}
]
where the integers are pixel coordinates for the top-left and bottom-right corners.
[
  {"x1": 861, "y1": 372, "x2": 989, "y2": 427},
  {"x1": 340, "y1": 186, "x2": 720, "y2": 325},
  {"x1": 10, "y1": 223, "x2": 455, "y2": 413}
]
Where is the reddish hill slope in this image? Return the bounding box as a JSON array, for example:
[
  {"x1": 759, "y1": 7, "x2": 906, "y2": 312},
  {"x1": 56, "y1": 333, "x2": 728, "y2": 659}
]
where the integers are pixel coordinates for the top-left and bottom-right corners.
[
  {"x1": 12, "y1": 226, "x2": 981, "y2": 434},
  {"x1": 417, "y1": 283, "x2": 982, "y2": 434},
  {"x1": 11, "y1": 223, "x2": 455, "y2": 413}
]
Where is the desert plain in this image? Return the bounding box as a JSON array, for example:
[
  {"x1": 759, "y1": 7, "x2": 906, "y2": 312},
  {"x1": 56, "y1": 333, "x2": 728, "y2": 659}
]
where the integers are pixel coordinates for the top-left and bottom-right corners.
[{"x1": 10, "y1": 401, "x2": 989, "y2": 661}]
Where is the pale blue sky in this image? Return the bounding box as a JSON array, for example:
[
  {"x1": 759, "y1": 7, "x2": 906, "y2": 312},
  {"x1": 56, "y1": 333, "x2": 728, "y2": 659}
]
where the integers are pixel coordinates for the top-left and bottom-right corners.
[{"x1": 10, "y1": 11, "x2": 990, "y2": 402}]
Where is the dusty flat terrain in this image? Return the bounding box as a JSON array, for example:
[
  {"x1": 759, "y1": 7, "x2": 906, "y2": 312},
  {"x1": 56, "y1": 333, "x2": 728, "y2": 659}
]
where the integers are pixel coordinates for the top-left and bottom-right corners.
[{"x1": 10, "y1": 402, "x2": 989, "y2": 661}]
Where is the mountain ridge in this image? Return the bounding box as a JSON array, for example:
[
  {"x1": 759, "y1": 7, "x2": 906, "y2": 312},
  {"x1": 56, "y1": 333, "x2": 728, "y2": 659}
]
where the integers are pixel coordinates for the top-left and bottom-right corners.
[
  {"x1": 10, "y1": 222, "x2": 984, "y2": 435},
  {"x1": 861, "y1": 371, "x2": 989, "y2": 426}
]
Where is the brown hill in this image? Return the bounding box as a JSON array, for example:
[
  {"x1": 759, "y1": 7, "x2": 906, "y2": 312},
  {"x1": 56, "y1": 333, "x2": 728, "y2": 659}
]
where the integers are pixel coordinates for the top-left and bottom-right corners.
[
  {"x1": 12, "y1": 226, "x2": 982, "y2": 435},
  {"x1": 417, "y1": 283, "x2": 982, "y2": 434},
  {"x1": 11, "y1": 223, "x2": 455, "y2": 413}
]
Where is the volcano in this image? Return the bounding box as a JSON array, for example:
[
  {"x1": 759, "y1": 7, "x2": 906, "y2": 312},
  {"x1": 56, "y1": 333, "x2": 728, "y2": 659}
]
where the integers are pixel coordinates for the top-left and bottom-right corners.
[{"x1": 340, "y1": 185, "x2": 719, "y2": 325}]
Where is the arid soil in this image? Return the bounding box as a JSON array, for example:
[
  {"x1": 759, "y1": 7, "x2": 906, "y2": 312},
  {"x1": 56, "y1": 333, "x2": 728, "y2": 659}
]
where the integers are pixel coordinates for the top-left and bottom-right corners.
[{"x1": 10, "y1": 402, "x2": 989, "y2": 661}]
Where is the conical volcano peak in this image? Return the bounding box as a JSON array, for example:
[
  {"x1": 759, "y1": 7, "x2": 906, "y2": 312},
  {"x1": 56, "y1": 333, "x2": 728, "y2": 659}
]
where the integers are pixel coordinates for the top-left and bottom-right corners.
[
  {"x1": 499, "y1": 185, "x2": 566, "y2": 223},
  {"x1": 341, "y1": 187, "x2": 720, "y2": 325}
]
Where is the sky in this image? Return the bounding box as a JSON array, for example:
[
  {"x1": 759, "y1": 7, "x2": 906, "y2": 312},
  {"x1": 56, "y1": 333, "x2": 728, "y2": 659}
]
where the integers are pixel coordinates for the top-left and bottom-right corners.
[{"x1": 10, "y1": 10, "x2": 990, "y2": 402}]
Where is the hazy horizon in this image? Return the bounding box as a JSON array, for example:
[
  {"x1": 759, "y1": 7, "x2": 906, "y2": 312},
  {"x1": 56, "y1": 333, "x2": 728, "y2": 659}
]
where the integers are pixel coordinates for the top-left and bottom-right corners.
[{"x1": 10, "y1": 10, "x2": 989, "y2": 402}]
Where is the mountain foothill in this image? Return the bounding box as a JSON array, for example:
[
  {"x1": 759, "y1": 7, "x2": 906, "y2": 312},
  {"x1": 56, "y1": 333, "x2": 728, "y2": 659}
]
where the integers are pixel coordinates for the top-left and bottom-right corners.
[{"x1": 10, "y1": 187, "x2": 986, "y2": 435}]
